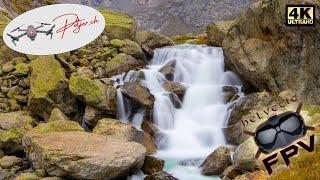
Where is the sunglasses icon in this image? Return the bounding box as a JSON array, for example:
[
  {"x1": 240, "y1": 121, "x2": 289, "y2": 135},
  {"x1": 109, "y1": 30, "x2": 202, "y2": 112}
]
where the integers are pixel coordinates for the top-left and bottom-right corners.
[{"x1": 244, "y1": 103, "x2": 315, "y2": 159}]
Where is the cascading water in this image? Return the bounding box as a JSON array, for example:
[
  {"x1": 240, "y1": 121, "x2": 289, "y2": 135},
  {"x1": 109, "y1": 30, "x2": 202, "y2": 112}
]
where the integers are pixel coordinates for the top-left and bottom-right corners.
[{"x1": 118, "y1": 44, "x2": 242, "y2": 179}]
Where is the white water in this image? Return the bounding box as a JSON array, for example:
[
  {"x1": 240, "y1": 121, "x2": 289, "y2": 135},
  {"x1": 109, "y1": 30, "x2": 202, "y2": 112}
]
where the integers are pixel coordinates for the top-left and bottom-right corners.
[{"x1": 117, "y1": 45, "x2": 242, "y2": 179}]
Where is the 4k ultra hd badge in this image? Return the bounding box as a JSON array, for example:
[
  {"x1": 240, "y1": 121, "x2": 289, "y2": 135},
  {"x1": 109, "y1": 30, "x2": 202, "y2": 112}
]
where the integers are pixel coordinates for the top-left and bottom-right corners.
[
  {"x1": 286, "y1": 5, "x2": 315, "y2": 26},
  {"x1": 3, "y1": 4, "x2": 105, "y2": 55}
]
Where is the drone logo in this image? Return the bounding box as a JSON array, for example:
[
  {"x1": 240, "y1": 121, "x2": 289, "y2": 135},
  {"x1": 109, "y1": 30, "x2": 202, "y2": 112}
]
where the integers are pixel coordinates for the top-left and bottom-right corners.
[
  {"x1": 243, "y1": 102, "x2": 316, "y2": 174},
  {"x1": 7, "y1": 22, "x2": 56, "y2": 46}
]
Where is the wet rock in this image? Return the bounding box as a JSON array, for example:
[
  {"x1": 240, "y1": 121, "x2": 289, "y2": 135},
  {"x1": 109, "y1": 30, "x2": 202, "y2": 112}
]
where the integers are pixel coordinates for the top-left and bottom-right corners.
[
  {"x1": 233, "y1": 138, "x2": 259, "y2": 172},
  {"x1": 69, "y1": 75, "x2": 117, "y2": 114},
  {"x1": 142, "y1": 156, "x2": 164, "y2": 175},
  {"x1": 23, "y1": 131, "x2": 146, "y2": 179},
  {"x1": 48, "y1": 108, "x2": 69, "y2": 122},
  {"x1": 223, "y1": 86, "x2": 239, "y2": 103},
  {"x1": 105, "y1": 53, "x2": 146, "y2": 77},
  {"x1": 168, "y1": 93, "x2": 182, "y2": 109},
  {"x1": 121, "y1": 83, "x2": 155, "y2": 109},
  {"x1": 179, "y1": 159, "x2": 202, "y2": 166},
  {"x1": 200, "y1": 146, "x2": 232, "y2": 175},
  {"x1": 163, "y1": 82, "x2": 186, "y2": 99},
  {"x1": 136, "y1": 31, "x2": 174, "y2": 57},
  {"x1": 0, "y1": 156, "x2": 22, "y2": 169},
  {"x1": 93, "y1": 118, "x2": 157, "y2": 154},
  {"x1": 28, "y1": 56, "x2": 76, "y2": 119},
  {"x1": 141, "y1": 121, "x2": 160, "y2": 137},
  {"x1": 154, "y1": 132, "x2": 168, "y2": 150},
  {"x1": 144, "y1": 171, "x2": 178, "y2": 180},
  {"x1": 221, "y1": 0, "x2": 320, "y2": 105},
  {"x1": 220, "y1": 166, "x2": 242, "y2": 179},
  {"x1": 99, "y1": 9, "x2": 136, "y2": 40},
  {"x1": 0, "y1": 111, "x2": 34, "y2": 154},
  {"x1": 159, "y1": 60, "x2": 176, "y2": 81}
]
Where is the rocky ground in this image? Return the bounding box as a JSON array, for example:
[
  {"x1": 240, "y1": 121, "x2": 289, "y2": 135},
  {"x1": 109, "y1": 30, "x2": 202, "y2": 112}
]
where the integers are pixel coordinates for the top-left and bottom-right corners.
[{"x1": 0, "y1": 0, "x2": 319, "y2": 179}]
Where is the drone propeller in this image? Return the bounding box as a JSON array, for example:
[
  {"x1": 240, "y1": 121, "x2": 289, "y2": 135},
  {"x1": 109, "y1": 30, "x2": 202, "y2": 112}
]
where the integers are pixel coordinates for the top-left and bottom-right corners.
[
  {"x1": 35, "y1": 22, "x2": 51, "y2": 26},
  {"x1": 10, "y1": 24, "x2": 25, "y2": 33}
]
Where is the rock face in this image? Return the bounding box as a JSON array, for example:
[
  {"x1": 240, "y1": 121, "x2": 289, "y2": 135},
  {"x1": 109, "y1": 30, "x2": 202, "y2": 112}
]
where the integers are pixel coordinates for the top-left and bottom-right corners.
[
  {"x1": 207, "y1": 20, "x2": 235, "y2": 47},
  {"x1": 1, "y1": 0, "x2": 55, "y2": 16},
  {"x1": 163, "y1": 82, "x2": 186, "y2": 99},
  {"x1": 22, "y1": 131, "x2": 146, "y2": 179},
  {"x1": 69, "y1": 75, "x2": 117, "y2": 114},
  {"x1": 28, "y1": 56, "x2": 76, "y2": 119},
  {"x1": 136, "y1": 31, "x2": 174, "y2": 57},
  {"x1": 217, "y1": 0, "x2": 320, "y2": 105},
  {"x1": 200, "y1": 146, "x2": 232, "y2": 175},
  {"x1": 0, "y1": 111, "x2": 34, "y2": 154},
  {"x1": 99, "y1": 9, "x2": 136, "y2": 40}
]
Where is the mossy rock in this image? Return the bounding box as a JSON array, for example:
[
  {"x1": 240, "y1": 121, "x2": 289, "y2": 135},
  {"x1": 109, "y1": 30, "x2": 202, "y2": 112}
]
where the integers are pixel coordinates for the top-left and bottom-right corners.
[
  {"x1": 105, "y1": 53, "x2": 145, "y2": 77},
  {"x1": 48, "y1": 108, "x2": 69, "y2": 122},
  {"x1": 0, "y1": 111, "x2": 34, "y2": 154},
  {"x1": 13, "y1": 63, "x2": 29, "y2": 76},
  {"x1": 99, "y1": 9, "x2": 136, "y2": 40},
  {"x1": 28, "y1": 56, "x2": 74, "y2": 119},
  {"x1": 30, "y1": 120, "x2": 83, "y2": 134},
  {"x1": 2, "y1": 0, "x2": 57, "y2": 16},
  {"x1": 69, "y1": 75, "x2": 105, "y2": 105},
  {"x1": 69, "y1": 75, "x2": 117, "y2": 113}
]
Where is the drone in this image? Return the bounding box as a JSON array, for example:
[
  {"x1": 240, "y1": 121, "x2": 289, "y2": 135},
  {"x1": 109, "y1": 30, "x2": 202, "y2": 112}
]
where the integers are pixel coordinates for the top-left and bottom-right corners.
[{"x1": 7, "y1": 22, "x2": 56, "y2": 46}]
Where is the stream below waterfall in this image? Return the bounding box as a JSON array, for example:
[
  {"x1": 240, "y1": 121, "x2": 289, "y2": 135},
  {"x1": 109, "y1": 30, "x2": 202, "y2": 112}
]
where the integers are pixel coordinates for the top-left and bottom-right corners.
[{"x1": 113, "y1": 44, "x2": 242, "y2": 180}]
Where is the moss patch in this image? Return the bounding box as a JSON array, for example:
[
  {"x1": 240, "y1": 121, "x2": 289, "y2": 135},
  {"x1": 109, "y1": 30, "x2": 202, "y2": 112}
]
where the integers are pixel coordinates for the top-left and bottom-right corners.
[
  {"x1": 69, "y1": 75, "x2": 105, "y2": 104},
  {"x1": 173, "y1": 35, "x2": 208, "y2": 45},
  {"x1": 29, "y1": 56, "x2": 66, "y2": 99},
  {"x1": 99, "y1": 9, "x2": 135, "y2": 29},
  {"x1": 31, "y1": 120, "x2": 83, "y2": 134}
]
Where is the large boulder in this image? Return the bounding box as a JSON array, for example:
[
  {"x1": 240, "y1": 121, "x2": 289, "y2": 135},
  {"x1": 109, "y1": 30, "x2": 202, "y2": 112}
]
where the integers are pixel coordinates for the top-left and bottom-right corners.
[
  {"x1": 28, "y1": 56, "x2": 76, "y2": 119},
  {"x1": 136, "y1": 31, "x2": 174, "y2": 57},
  {"x1": 0, "y1": 111, "x2": 34, "y2": 154},
  {"x1": 200, "y1": 146, "x2": 232, "y2": 175},
  {"x1": 93, "y1": 118, "x2": 157, "y2": 154},
  {"x1": 22, "y1": 131, "x2": 146, "y2": 179},
  {"x1": 121, "y1": 83, "x2": 155, "y2": 109},
  {"x1": 163, "y1": 82, "x2": 186, "y2": 100},
  {"x1": 221, "y1": 0, "x2": 320, "y2": 105},
  {"x1": 159, "y1": 60, "x2": 176, "y2": 81},
  {"x1": 29, "y1": 120, "x2": 84, "y2": 134},
  {"x1": 69, "y1": 75, "x2": 117, "y2": 114},
  {"x1": 99, "y1": 9, "x2": 136, "y2": 40},
  {"x1": 233, "y1": 138, "x2": 259, "y2": 172},
  {"x1": 105, "y1": 53, "x2": 146, "y2": 77}
]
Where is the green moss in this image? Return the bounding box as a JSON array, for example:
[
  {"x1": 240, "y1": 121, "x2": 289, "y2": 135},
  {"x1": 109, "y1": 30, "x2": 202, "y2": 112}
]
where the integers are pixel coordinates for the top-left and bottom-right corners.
[
  {"x1": 0, "y1": 128, "x2": 24, "y2": 142},
  {"x1": 69, "y1": 75, "x2": 105, "y2": 104},
  {"x1": 303, "y1": 105, "x2": 320, "y2": 116},
  {"x1": 105, "y1": 53, "x2": 126, "y2": 70},
  {"x1": 173, "y1": 35, "x2": 208, "y2": 45},
  {"x1": 109, "y1": 39, "x2": 126, "y2": 48},
  {"x1": 29, "y1": 56, "x2": 66, "y2": 98},
  {"x1": 31, "y1": 120, "x2": 83, "y2": 133},
  {"x1": 13, "y1": 63, "x2": 29, "y2": 76},
  {"x1": 99, "y1": 9, "x2": 135, "y2": 29}
]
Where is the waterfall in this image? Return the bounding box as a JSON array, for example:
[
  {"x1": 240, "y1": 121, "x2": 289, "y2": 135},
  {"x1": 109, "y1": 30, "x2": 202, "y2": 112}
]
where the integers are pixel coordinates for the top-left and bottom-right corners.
[{"x1": 120, "y1": 44, "x2": 242, "y2": 179}]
